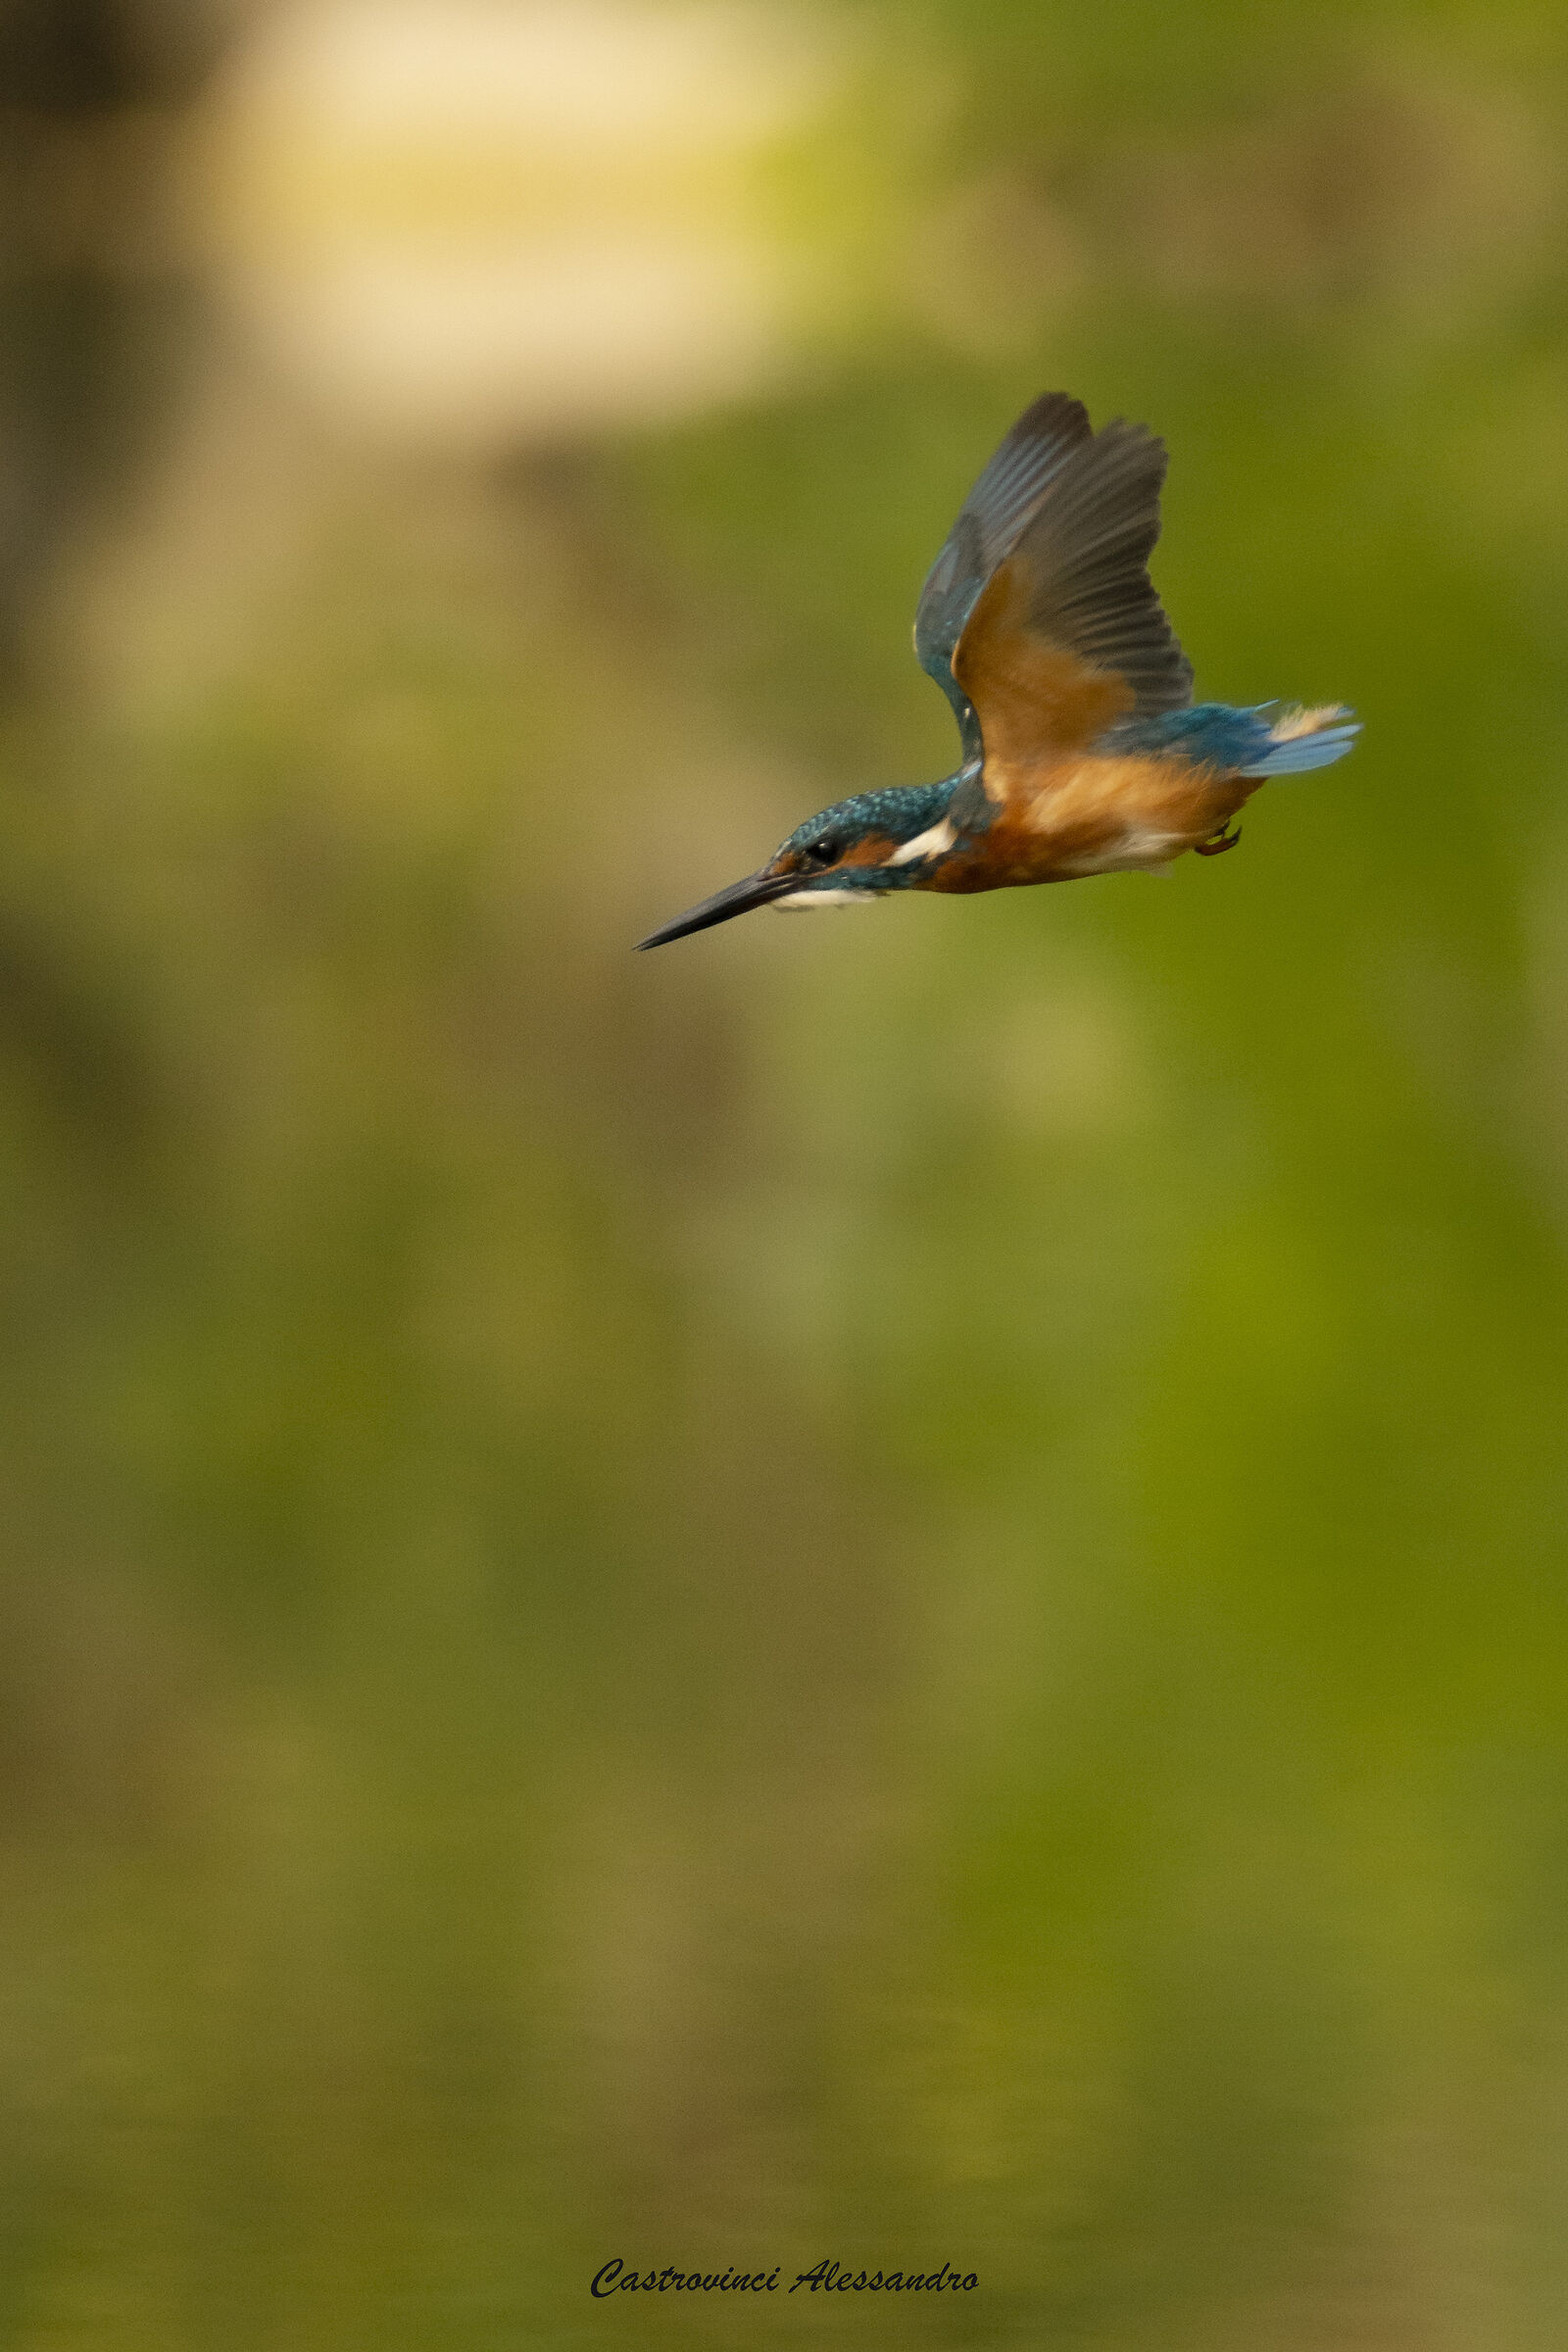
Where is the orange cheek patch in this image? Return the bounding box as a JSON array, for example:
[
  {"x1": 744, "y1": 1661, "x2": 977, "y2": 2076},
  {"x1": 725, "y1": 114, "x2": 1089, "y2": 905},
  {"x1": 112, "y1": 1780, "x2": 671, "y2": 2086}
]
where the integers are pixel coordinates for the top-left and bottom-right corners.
[{"x1": 837, "y1": 834, "x2": 901, "y2": 869}]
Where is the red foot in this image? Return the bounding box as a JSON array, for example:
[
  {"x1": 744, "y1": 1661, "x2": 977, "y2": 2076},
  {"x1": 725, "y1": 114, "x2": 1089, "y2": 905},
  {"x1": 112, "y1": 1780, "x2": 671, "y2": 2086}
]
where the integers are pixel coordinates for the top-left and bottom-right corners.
[{"x1": 1194, "y1": 822, "x2": 1242, "y2": 858}]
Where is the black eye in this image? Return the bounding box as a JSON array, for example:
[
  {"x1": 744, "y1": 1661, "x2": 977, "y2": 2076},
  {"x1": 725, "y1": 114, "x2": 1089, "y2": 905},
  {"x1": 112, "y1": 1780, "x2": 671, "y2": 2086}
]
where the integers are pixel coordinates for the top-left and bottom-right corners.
[{"x1": 806, "y1": 838, "x2": 837, "y2": 867}]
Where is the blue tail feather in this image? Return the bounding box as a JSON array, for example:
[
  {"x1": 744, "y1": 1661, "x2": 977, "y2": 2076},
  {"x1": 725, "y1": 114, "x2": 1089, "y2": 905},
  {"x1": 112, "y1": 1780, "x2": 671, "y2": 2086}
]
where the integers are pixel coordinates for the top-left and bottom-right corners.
[
  {"x1": 1240, "y1": 721, "x2": 1360, "y2": 777},
  {"x1": 1097, "y1": 701, "x2": 1359, "y2": 775}
]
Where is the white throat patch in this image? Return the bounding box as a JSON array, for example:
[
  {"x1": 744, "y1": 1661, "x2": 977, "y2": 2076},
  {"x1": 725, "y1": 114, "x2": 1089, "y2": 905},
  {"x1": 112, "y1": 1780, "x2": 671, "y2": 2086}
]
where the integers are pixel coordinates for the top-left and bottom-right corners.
[{"x1": 771, "y1": 886, "x2": 883, "y2": 912}]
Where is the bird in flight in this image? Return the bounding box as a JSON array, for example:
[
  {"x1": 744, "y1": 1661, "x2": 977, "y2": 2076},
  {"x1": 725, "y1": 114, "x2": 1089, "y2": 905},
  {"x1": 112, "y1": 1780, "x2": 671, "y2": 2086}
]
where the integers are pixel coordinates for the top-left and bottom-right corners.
[{"x1": 636, "y1": 391, "x2": 1356, "y2": 949}]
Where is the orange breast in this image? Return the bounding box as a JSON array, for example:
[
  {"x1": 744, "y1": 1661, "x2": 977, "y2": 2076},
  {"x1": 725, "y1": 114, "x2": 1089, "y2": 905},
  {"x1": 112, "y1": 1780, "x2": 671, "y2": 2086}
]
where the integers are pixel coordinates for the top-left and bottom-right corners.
[{"x1": 925, "y1": 754, "x2": 1258, "y2": 892}]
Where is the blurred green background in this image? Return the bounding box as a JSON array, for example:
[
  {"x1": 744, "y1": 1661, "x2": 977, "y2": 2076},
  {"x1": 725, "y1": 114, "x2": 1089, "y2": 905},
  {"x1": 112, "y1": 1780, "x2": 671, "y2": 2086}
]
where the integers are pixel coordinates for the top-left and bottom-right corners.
[{"x1": 2, "y1": 0, "x2": 1568, "y2": 2344}]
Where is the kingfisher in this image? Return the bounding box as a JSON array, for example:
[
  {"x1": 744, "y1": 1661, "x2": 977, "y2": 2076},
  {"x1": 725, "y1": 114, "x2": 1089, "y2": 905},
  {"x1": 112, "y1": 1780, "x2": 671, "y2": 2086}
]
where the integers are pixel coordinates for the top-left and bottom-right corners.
[{"x1": 636, "y1": 390, "x2": 1357, "y2": 949}]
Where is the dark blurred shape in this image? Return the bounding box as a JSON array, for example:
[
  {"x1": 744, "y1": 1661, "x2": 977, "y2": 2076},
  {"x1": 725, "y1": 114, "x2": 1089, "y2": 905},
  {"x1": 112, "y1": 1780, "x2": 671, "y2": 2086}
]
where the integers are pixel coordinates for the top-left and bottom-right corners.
[
  {"x1": 0, "y1": 1, "x2": 224, "y2": 1142},
  {"x1": 0, "y1": 0, "x2": 141, "y2": 114},
  {"x1": 0, "y1": 0, "x2": 221, "y2": 663},
  {"x1": 0, "y1": 0, "x2": 225, "y2": 111}
]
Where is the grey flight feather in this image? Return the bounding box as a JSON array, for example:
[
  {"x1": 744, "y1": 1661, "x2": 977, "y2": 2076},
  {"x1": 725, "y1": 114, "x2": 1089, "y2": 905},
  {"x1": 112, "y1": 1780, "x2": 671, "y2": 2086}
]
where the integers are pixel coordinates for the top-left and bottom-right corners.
[
  {"x1": 914, "y1": 391, "x2": 1095, "y2": 766},
  {"x1": 1000, "y1": 416, "x2": 1194, "y2": 718},
  {"x1": 914, "y1": 393, "x2": 1194, "y2": 773}
]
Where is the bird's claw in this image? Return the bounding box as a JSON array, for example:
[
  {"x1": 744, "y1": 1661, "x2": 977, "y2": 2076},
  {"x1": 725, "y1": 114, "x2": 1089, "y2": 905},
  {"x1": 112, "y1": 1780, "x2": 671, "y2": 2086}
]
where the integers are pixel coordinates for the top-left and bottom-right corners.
[{"x1": 1194, "y1": 821, "x2": 1242, "y2": 858}]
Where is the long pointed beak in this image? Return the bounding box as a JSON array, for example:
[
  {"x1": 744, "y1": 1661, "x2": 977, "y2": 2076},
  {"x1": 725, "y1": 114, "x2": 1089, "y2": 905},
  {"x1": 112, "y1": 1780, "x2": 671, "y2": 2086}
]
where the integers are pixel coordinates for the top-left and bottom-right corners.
[{"x1": 635, "y1": 868, "x2": 797, "y2": 950}]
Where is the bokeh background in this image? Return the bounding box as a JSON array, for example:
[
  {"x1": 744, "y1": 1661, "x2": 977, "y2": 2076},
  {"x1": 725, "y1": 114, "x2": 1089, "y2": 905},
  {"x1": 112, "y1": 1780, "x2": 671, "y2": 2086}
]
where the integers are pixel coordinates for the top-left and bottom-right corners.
[{"x1": 2, "y1": 0, "x2": 1567, "y2": 2344}]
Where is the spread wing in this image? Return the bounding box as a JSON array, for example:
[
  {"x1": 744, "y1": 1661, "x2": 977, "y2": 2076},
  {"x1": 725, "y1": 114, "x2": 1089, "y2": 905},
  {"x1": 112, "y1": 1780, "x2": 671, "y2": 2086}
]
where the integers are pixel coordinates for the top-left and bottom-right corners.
[
  {"x1": 916, "y1": 393, "x2": 1195, "y2": 787},
  {"x1": 914, "y1": 392, "x2": 1098, "y2": 769}
]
